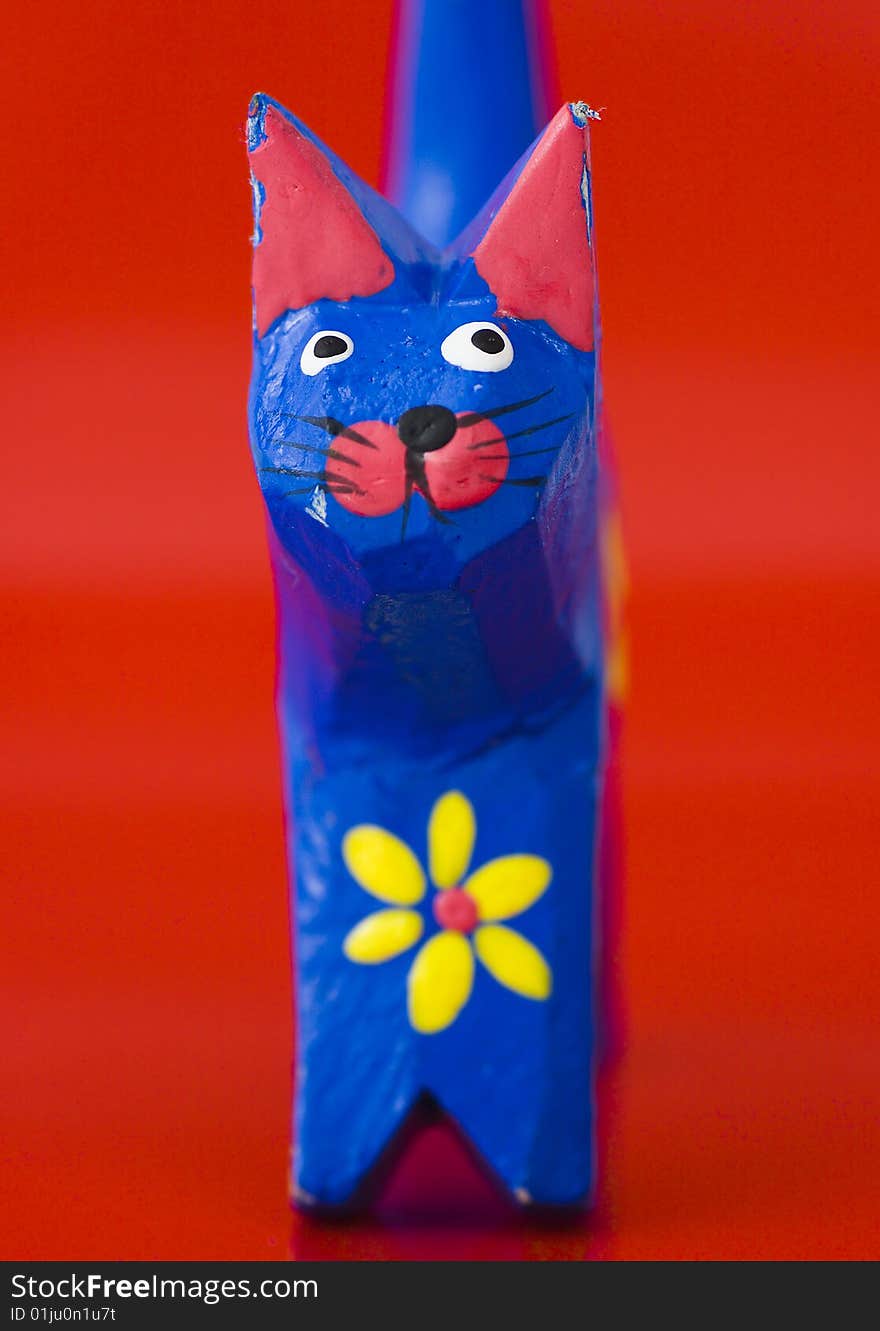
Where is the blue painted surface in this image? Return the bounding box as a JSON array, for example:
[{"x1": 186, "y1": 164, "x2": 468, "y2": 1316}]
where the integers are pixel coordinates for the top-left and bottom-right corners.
[
  {"x1": 247, "y1": 82, "x2": 605, "y2": 1207},
  {"x1": 384, "y1": 0, "x2": 555, "y2": 246},
  {"x1": 287, "y1": 699, "x2": 600, "y2": 1205}
]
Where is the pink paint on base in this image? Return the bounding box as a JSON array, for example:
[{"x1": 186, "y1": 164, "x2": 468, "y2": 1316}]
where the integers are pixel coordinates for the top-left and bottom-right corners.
[
  {"x1": 249, "y1": 107, "x2": 394, "y2": 336},
  {"x1": 433, "y1": 889, "x2": 479, "y2": 934},
  {"x1": 330, "y1": 423, "x2": 406, "y2": 518},
  {"x1": 473, "y1": 106, "x2": 595, "y2": 353}
]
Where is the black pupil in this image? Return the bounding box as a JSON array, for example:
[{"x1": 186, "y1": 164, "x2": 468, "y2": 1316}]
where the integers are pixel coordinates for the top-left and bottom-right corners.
[
  {"x1": 471, "y1": 327, "x2": 505, "y2": 355},
  {"x1": 314, "y1": 334, "x2": 349, "y2": 359}
]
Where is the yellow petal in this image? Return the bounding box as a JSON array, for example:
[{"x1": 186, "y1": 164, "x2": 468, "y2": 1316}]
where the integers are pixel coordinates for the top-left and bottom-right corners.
[
  {"x1": 465, "y1": 854, "x2": 552, "y2": 921},
  {"x1": 407, "y1": 932, "x2": 474, "y2": 1033},
  {"x1": 428, "y1": 790, "x2": 476, "y2": 889},
  {"x1": 343, "y1": 909, "x2": 424, "y2": 964},
  {"x1": 473, "y1": 925, "x2": 552, "y2": 1000},
  {"x1": 342, "y1": 825, "x2": 426, "y2": 904}
]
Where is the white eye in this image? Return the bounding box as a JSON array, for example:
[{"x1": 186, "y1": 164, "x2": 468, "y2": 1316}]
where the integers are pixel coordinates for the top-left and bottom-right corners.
[
  {"x1": 300, "y1": 330, "x2": 354, "y2": 376},
  {"x1": 440, "y1": 321, "x2": 513, "y2": 372}
]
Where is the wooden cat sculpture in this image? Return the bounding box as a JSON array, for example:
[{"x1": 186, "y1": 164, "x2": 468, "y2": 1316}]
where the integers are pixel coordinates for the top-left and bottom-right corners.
[{"x1": 246, "y1": 85, "x2": 615, "y2": 1210}]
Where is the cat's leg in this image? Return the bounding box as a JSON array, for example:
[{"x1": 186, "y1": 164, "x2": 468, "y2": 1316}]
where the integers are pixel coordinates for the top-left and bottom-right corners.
[
  {"x1": 287, "y1": 772, "x2": 423, "y2": 1210},
  {"x1": 432, "y1": 995, "x2": 595, "y2": 1208},
  {"x1": 427, "y1": 867, "x2": 596, "y2": 1209},
  {"x1": 421, "y1": 710, "x2": 600, "y2": 1209},
  {"x1": 291, "y1": 1001, "x2": 419, "y2": 1210}
]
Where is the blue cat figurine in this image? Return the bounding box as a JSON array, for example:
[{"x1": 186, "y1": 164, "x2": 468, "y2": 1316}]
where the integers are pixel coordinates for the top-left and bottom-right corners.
[{"x1": 246, "y1": 82, "x2": 618, "y2": 1211}]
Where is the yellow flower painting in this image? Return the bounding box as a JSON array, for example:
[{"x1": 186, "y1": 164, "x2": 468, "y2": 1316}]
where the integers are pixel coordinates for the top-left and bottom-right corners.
[{"x1": 341, "y1": 790, "x2": 553, "y2": 1033}]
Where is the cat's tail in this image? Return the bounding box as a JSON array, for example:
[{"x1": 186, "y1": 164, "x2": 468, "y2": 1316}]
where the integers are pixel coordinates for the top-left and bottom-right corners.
[{"x1": 381, "y1": 0, "x2": 558, "y2": 247}]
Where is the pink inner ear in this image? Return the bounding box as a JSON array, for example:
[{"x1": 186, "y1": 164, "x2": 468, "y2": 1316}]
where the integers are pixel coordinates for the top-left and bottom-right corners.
[
  {"x1": 250, "y1": 107, "x2": 394, "y2": 336},
  {"x1": 472, "y1": 108, "x2": 595, "y2": 353}
]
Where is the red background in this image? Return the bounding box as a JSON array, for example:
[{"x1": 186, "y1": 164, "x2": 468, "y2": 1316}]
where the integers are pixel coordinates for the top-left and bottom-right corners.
[{"x1": 3, "y1": 0, "x2": 878, "y2": 1259}]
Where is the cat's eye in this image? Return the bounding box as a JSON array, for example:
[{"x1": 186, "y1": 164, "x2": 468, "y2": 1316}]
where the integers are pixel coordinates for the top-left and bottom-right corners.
[
  {"x1": 440, "y1": 321, "x2": 513, "y2": 372},
  {"x1": 300, "y1": 330, "x2": 354, "y2": 376}
]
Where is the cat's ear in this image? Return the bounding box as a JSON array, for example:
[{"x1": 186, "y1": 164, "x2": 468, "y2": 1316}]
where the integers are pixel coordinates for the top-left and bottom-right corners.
[
  {"x1": 247, "y1": 96, "x2": 434, "y2": 337},
  {"x1": 459, "y1": 104, "x2": 598, "y2": 353}
]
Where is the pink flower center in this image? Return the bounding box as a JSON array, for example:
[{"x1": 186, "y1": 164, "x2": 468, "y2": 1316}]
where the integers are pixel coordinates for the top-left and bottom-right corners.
[{"x1": 432, "y1": 887, "x2": 479, "y2": 934}]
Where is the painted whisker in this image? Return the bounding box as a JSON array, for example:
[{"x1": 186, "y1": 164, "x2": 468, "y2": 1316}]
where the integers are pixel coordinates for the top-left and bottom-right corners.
[
  {"x1": 260, "y1": 464, "x2": 362, "y2": 486},
  {"x1": 286, "y1": 415, "x2": 379, "y2": 449},
  {"x1": 468, "y1": 413, "x2": 574, "y2": 450},
  {"x1": 480, "y1": 444, "x2": 564, "y2": 461},
  {"x1": 260, "y1": 466, "x2": 366, "y2": 495},
  {"x1": 338, "y1": 426, "x2": 378, "y2": 448},
  {"x1": 281, "y1": 484, "x2": 360, "y2": 498},
  {"x1": 506, "y1": 413, "x2": 574, "y2": 441},
  {"x1": 317, "y1": 470, "x2": 365, "y2": 493},
  {"x1": 271, "y1": 443, "x2": 361, "y2": 467},
  {"x1": 456, "y1": 389, "x2": 554, "y2": 429},
  {"x1": 479, "y1": 474, "x2": 545, "y2": 488}
]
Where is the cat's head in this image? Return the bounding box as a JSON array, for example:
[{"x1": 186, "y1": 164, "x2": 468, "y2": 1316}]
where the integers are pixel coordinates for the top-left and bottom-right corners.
[{"x1": 247, "y1": 95, "x2": 599, "y2": 594}]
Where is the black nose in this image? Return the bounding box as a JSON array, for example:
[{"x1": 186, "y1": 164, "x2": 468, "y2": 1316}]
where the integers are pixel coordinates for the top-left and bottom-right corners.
[{"x1": 397, "y1": 404, "x2": 457, "y2": 453}]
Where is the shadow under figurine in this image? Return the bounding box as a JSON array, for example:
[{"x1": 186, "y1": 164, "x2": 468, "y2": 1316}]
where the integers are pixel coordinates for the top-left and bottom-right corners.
[{"x1": 246, "y1": 93, "x2": 615, "y2": 1211}]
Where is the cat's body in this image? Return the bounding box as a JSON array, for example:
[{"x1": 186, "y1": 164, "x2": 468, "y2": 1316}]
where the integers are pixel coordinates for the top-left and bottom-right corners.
[{"x1": 247, "y1": 91, "x2": 614, "y2": 1209}]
